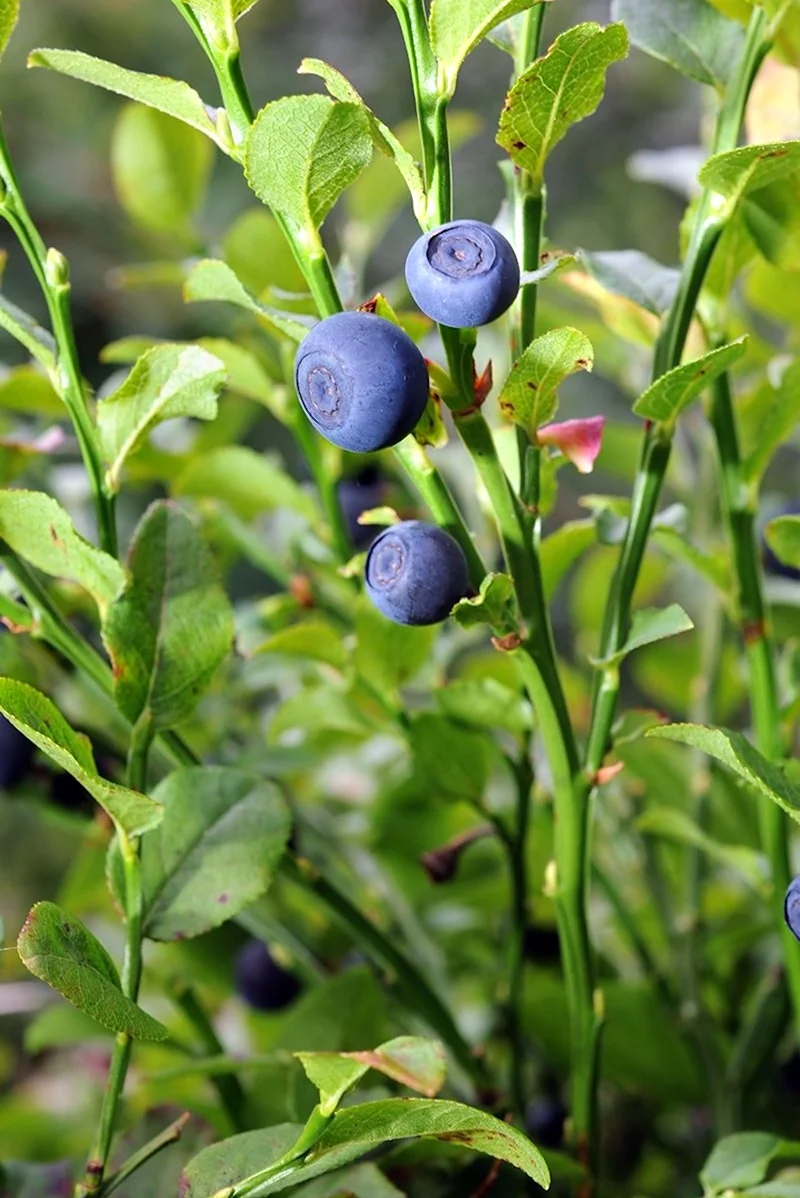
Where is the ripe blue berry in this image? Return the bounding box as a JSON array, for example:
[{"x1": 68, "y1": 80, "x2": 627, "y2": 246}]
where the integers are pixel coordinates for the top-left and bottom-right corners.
[
  {"x1": 338, "y1": 466, "x2": 386, "y2": 550},
  {"x1": 763, "y1": 500, "x2": 800, "y2": 581},
  {"x1": 525, "y1": 1098, "x2": 566, "y2": 1149},
  {"x1": 365, "y1": 520, "x2": 470, "y2": 626},
  {"x1": 294, "y1": 312, "x2": 429, "y2": 453},
  {"x1": 405, "y1": 219, "x2": 520, "y2": 328},
  {"x1": 234, "y1": 939, "x2": 301, "y2": 1012},
  {"x1": 785, "y1": 876, "x2": 800, "y2": 941}
]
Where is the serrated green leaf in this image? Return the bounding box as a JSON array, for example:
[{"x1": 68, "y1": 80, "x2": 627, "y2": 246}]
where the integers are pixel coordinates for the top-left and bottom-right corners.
[
  {"x1": 766, "y1": 514, "x2": 800, "y2": 570},
  {"x1": 0, "y1": 678, "x2": 162, "y2": 836},
  {"x1": 637, "y1": 806, "x2": 767, "y2": 892},
  {"x1": 0, "y1": 293, "x2": 56, "y2": 369},
  {"x1": 173, "y1": 444, "x2": 317, "y2": 522},
  {"x1": 111, "y1": 103, "x2": 214, "y2": 236},
  {"x1": 27, "y1": 49, "x2": 226, "y2": 149},
  {"x1": 0, "y1": 0, "x2": 19, "y2": 63},
  {"x1": 497, "y1": 23, "x2": 628, "y2": 186},
  {"x1": 254, "y1": 621, "x2": 347, "y2": 671},
  {"x1": 593, "y1": 604, "x2": 694, "y2": 667},
  {"x1": 579, "y1": 249, "x2": 680, "y2": 315},
  {"x1": 183, "y1": 258, "x2": 312, "y2": 342},
  {"x1": 647, "y1": 723, "x2": 800, "y2": 825},
  {"x1": 452, "y1": 572, "x2": 518, "y2": 633},
  {"x1": 700, "y1": 141, "x2": 800, "y2": 207},
  {"x1": 745, "y1": 359, "x2": 800, "y2": 484},
  {"x1": 297, "y1": 1037, "x2": 446, "y2": 1116},
  {"x1": 245, "y1": 95, "x2": 373, "y2": 240},
  {"x1": 180, "y1": 1099, "x2": 549, "y2": 1195},
  {"x1": 298, "y1": 59, "x2": 425, "y2": 221},
  {"x1": 632, "y1": 338, "x2": 747, "y2": 425},
  {"x1": 102, "y1": 501, "x2": 233, "y2": 730},
  {"x1": 130, "y1": 767, "x2": 290, "y2": 941},
  {"x1": 0, "y1": 489, "x2": 124, "y2": 615},
  {"x1": 97, "y1": 344, "x2": 225, "y2": 492},
  {"x1": 611, "y1": 0, "x2": 744, "y2": 89},
  {"x1": 17, "y1": 902, "x2": 167, "y2": 1040},
  {"x1": 431, "y1": 0, "x2": 546, "y2": 95},
  {"x1": 498, "y1": 327, "x2": 594, "y2": 434}
]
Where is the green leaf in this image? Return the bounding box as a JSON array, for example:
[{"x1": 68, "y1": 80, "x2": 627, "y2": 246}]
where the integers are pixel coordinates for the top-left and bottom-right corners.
[
  {"x1": 699, "y1": 141, "x2": 800, "y2": 207},
  {"x1": 743, "y1": 177, "x2": 800, "y2": 271},
  {"x1": 184, "y1": 0, "x2": 264, "y2": 26},
  {"x1": 354, "y1": 598, "x2": 437, "y2": 693},
  {"x1": 111, "y1": 103, "x2": 213, "y2": 236},
  {"x1": 0, "y1": 293, "x2": 56, "y2": 369},
  {"x1": 297, "y1": 1037, "x2": 446, "y2": 1116},
  {"x1": 24, "y1": 1002, "x2": 112, "y2": 1053},
  {"x1": 0, "y1": 0, "x2": 19, "y2": 63},
  {"x1": 632, "y1": 338, "x2": 747, "y2": 426},
  {"x1": 430, "y1": 0, "x2": 546, "y2": 96},
  {"x1": 255, "y1": 621, "x2": 347, "y2": 671},
  {"x1": 497, "y1": 23, "x2": 628, "y2": 186},
  {"x1": 181, "y1": 1100, "x2": 549, "y2": 1195},
  {"x1": 297, "y1": 59, "x2": 425, "y2": 222},
  {"x1": 610, "y1": 0, "x2": 744, "y2": 89},
  {"x1": 0, "y1": 678, "x2": 162, "y2": 836},
  {"x1": 244, "y1": 95, "x2": 373, "y2": 241},
  {"x1": 27, "y1": 49, "x2": 226, "y2": 149},
  {"x1": 540, "y1": 519, "x2": 596, "y2": 601},
  {"x1": 579, "y1": 250, "x2": 680, "y2": 316},
  {"x1": 766, "y1": 514, "x2": 800, "y2": 571},
  {"x1": 0, "y1": 366, "x2": 62, "y2": 415},
  {"x1": 133, "y1": 766, "x2": 290, "y2": 941},
  {"x1": 592, "y1": 604, "x2": 694, "y2": 667},
  {"x1": 102, "y1": 501, "x2": 234, "y2": 731},
  {"x1": 0, "y1": 489, "x2": 124, "y2": 616},
  {"x1": 17, "y1": 902, "x2": 167, "y2": 1040},
  {"x1": 409, "y1": 714, "x2": 494, "y2": 803},
  {"x1": 173, "y1": 445, "x2": 317, "y2": 522},
  {"x1": 452, "y1": 572, "x2": 518, "y2": 634},
  {"x1": 289, "y1": 1164, "x2": 403, "y2": 1198},
  {"x1": 701, "y1": 1133, "x2": 800, "y2": 1193},
  {"x1": 647, "y1": 723, "x2": 800, "y2": 825},
  {"x1": 183, "y1": 258, "x2": 312, "y2": 342},
  {"x1": 498, "y1": 327, "x2": 594, "y2": 435},
  {"x1": 222, "y1": 208, "x2": 308, "y2": 296},
  {"x1": 637, "y1": 806, "x2": 767, "y2": 892},
  {"x1": 103, "y1": 335, "x2": 277, "y2": 410},
  {"x1": 745, "y1": 360, "x2": 800, "y2": 484},
  {"x1": 97, "y1": 344, "x2": 225, "y2": 492},
  {"x1": 436, "y1": 677, "x2": 532, "y2": 734}
]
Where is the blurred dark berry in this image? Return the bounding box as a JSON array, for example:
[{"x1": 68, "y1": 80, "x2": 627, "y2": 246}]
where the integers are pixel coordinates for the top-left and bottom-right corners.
[
  {"x1": 524, "y1": 923, "x2": 561, "y2": 965},
  {"x1": 337, "y1": 467, "x2": 386, "y2": 550},
  {"x1": 0, "y1": 716, "x2": 34, "y2": 790},
  {"x1": 234, "y1": 939, "x2": 301, "y2": 1012},
  {"x1": 763, "y1": 501, "x2": 800, "y2": 581},
  {"x1": 49, "y1": 770, "x2": 95, "y2": 816},
  {"x1": 525, "y1": 1098, "x2": 566, "y2": 1149},
  {"x1": 779, "y1": 1049, "x2": 800, "y2": 1096}
]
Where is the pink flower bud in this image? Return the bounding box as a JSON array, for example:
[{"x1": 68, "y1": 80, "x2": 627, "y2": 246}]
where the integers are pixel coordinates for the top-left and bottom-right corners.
[{"x1": 536, "y1": 416, "x2": 605, "y2": 473}]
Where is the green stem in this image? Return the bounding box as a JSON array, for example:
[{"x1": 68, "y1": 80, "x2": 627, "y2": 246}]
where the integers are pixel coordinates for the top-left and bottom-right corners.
[
  {"x1": 506, "y1": 749, "x2": 532, "y2": 1119},
  {"x1": 709, "y1": 366, "x2": 800, "y2": 1039},
  {"x1": 0, "y1": 124, "x2": 117, "y2": 556},
  {"x1": 511, "y1": 3, "x2": 546, "y2": 358},
  {"x1": 170, "y1": 983, "x2": 248, "y2": 1134},
  {"x1": 95, "y1": 1112, "x2": 191, "y2": 1198}
]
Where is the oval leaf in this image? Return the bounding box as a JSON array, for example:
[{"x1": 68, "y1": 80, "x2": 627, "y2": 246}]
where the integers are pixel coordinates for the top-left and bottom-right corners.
[
  {"x1": 17, "y1": 902, "x2": 167, "y2": 1040},
  {"x1": 632, "y1": 338, "x2": 747, "y2": 426},
  {"x1": 0, "y1": 0, "x2": 19, "y2": 63},
  {"x1": 611, "y1": 0, "x2": 744, "y2": 90},
  {"x1": 0, "y1": 678, "x2": 162, "y2": 836},
  {"x1": 244, "y1": 95, "x2": 373, "y2": 239},
  {"x1": 498, "y1": 327, "x2": 594, "y2": 435},
  {"x1": 766, "y1": 513, "x2": 800, "y2": 571},
  {"x1": 592, "y1": 603, "x2": 694, "y2": 668},
  {"x1": 102, "y1": 500, "x2": 234, "y2": 730},
  {"x1": 172, "y1": 445, "x2": 318, "y2": 522},
  {"x1": 183, "y1": 258, "x2": 313, "y2": 342},
  {"x1": 431, "y1": 0, "x2": 545, "y2": 95},
  {"x1": 699, "y1": 141, "x2": 800, "y2": 208}
]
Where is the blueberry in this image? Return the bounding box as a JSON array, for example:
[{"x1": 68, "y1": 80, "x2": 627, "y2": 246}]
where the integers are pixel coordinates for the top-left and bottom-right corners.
[
  {"x1": 785, "y1": 877, "x2": 800, "y2": 941},
  {"x1": 405, "y1": 219, "x2": 520, "y2": 328},
  {"x1": 0, "y1": 716, "x2": 34, "y2": 790},
  {"x1": 524, "y1": 923, "x2": 561, "y2": 965},
  {"x1": 294, "y1": 312, "x2": 429, "y2": 453},
  {"x1": 234, "y1": 939, "x2": 301, "y2": 1012},
  {"x1": 763, "y1": 500, "x2": 800, "y2": 581},
  {"x1": 338, "y1": 466, "x2": 386, "y2": 550},
  {"x1": 365, "y1": 520, "x2": 470, "y2": 626},
  {"x1": 525, "y1": 1098, "x2": 566, "y2": 1149}
]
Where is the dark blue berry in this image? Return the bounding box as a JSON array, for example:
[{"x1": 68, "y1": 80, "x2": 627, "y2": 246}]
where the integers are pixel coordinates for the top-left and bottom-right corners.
[
  {"x1": 294, "y1": 312, "x2": 429, "y2": 453},
  {"x1": 0, "y1": 716, "x2": 34, "y2": 790},
  {"x1": 338, "y1": 467, "x2": 386, "y2": 550},
  {"x1": 364, "y1": 520, "x2": 470, "y2": 626},
  {"x1": 763, "y1": 501, "x2": 800, "y2": 581},
  {"x1": 524, "y1": 923, "x2": 561, "y2": 965},
  {"x1": 525, "y1": 1098, "x2": 566, "y2": 1149},
  {"x1": 785, "y1": 876, "x2": 800, "y2": 941},
  {"x1": 405, "y1": 219, "x2": 520, "y2": 328},
  {"x1": 234, "y1": 939, "x2": 301, "y2": 1012}
]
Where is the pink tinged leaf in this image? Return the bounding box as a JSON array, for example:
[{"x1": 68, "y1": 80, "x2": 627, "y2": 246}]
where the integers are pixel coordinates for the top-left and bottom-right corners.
[{"x1": 537, "y1": 416, "x2": 605, "y2": 473}]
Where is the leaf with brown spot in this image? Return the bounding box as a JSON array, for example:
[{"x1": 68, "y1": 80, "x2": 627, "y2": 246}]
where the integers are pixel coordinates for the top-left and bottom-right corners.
[{"x1": 633, "y1": 338, "x2": 747, "y2": 426}]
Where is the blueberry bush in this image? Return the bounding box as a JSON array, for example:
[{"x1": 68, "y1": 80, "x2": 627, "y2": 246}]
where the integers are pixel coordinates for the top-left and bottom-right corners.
[{"x1": 0, "y1": 0, "x2": 799, "y2": 1196}]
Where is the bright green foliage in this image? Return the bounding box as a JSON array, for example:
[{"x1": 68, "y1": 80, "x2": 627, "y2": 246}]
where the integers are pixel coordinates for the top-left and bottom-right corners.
[
  {"x1": 766, "y1": 514, "x2": 800, "y2": 570},
  {"x1": 183, "y1": 0, "x2": 264, "y2": 27},
  {"x1": 27, "y1": 49, "x2": 227, "y2": 149},
  {"x1": 0, "y1": 489, "x2": 124, "y2": 614},
  {"x1": 0, "y1": 294, "x2": 56, "y2": 368},
  {"x1": 102, "y1": 501, "x2": 234, "y2": 730},
  {"x1": 637, "y1": 807, "x2": 767, "y2": 893},
  {"x1": 0, "y1": 678, "x2": 163, "y2": 835},
  {"x1": 744, "y1": 359, "x2": 800, "y2": 482},
  {"x1": 743, "y1": 177, "x2": 800, "y2": 271},
  {"x1": 173, "y1": 444, "x2": 318, "y2": 521},
  {"x1": 700, "y1": 141, "x2": 800, "y2": 206},
  {"x1": 580, "y1": 250, "x2": 680, "y2": 315},
  {"x1": 436, "y1": 676, "x2": 532, "y2": 734},
  {"x1": 497, "y1": 23, "x2": 629, "y2": 188},
  {"x1": 183, "y1": 258, "x2": 312, "y2": 341},
  {"x1": 593, "y1": 604, "x2": 694, "y2": 667},
  {"x1": 611, "y1": 0, "x2": 744, "y2": 89},
  {"x1": 256, "y1": 621, "x2": 347, "y2": 671},
  {"x1": 701, "y1": 1133, "x2": 800, "y2": 1194},
  {"x1": 409, "y1": 714, "x2": 495, "y2": 803},
  {"x1": 633, "y1": 338, "x2": 748, "y2": 426},
  {"x1": 354, "y1": 598, "x2": 437, "y2": 693},
  {"x1": 431, "y1": 0, "x2": 546, "y2": 95},
  {"x1": 17, "y1": 903, "x2": 168, "y2": 1040},
  {"x1": 0, "y1": 366, "x2": 61, "y2": 414},
  {"x1": 244, "y1": 96, "x2": 373, "y2": 241},
  {"x1": 111, "y1": 104, "x2": 214, "y2": 236},
  {"x1": 0, "y1": 0, "x2": 19, "y2": 63},
  {"x1": 97, "y1": 344, "x2": 226, "y2": 492},
  {"x1": 498, "y1": 327, "x2": 594, "y2": 434},
  {"x1": 452, "y1": 572, "x2": 518, "y2": 632},
  {"x1": 297, "y1": 1036, "x2": 446, "y2": 1115}
]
